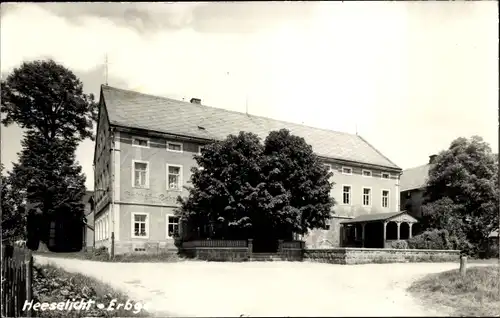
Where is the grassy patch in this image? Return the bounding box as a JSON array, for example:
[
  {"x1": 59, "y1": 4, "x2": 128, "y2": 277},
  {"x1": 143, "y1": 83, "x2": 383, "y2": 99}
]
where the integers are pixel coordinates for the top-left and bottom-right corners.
[
  {"x1": 408, "y1": 265, "x2": 500, "y2": 317},
  {"x1": 34, "y1": 249, "x2": 189, "y2": 263},
  {"x1": 32, "y1": 263, "x2": 150, "y2": 317}
]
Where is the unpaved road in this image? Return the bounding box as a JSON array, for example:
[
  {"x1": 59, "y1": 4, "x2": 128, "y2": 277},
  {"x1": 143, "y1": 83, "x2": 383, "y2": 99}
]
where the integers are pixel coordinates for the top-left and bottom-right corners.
[{"x1": 35, "y1": 256, "x2": 491, "y2": 317}]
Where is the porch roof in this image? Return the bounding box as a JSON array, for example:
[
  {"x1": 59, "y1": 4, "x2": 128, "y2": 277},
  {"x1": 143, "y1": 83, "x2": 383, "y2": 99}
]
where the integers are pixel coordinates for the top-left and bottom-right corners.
[{"x1": 340, "y1": 211, "x2": 418, "y2": 224}]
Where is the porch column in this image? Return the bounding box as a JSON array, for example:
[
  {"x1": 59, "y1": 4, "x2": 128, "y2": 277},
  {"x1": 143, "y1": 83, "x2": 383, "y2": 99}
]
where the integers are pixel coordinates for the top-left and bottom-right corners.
[
  {"x1": 361, "y1": 223, "x2": 366, "y2": 247},
  {"x1": 383, "y1": 222, "x2": 387, "y2": 247},
  {"x1": 409, "y1": 223, "x2": 413, "y2": 238},
  {"x1": 396, "y1": 222, "x2": 401, "y2": 240}
]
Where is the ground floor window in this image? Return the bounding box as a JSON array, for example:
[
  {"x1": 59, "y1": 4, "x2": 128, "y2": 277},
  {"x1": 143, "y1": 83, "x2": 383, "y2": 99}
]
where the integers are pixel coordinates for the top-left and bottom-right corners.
[
  {"x1": 132, "y1": 213, "x2": 149, "y2": 238},
  {"x1": 167, "y1": 215, "x2": 180, "y2": 238}
]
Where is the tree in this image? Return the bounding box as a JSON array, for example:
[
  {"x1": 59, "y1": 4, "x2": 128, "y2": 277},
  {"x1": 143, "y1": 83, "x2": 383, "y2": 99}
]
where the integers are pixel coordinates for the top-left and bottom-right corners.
[
  {"x1": 1, "y1": 164, "x2": 25, "y2": 241},
  {"x1": 176, "y1": 129, "x2": 334, "y2": 243},
  {"x1": 1, "y1": 60, "x2": 95, "y2": 248},
  {"x1": 422, "y1": 136, "x2": 499, "y2": 255}
]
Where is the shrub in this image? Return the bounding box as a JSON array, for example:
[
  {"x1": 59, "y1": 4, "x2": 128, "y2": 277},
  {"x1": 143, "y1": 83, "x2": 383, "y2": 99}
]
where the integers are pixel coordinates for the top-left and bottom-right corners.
[
  {"x1": 407, "y1": 229, "x2": 471, "y2": 252},
  {"x1": 391, "y1": 240, "x2": 409, "y2": 249}
]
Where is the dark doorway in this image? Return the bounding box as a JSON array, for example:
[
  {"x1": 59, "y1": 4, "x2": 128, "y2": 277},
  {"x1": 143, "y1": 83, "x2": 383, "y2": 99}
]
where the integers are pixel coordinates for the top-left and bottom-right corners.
[
  {"x1": 364, "y1": 223, "x2": 384, "y2": 248},
  {"x1": 252, "y1": 239, "x2": 279, "y2": 253}
]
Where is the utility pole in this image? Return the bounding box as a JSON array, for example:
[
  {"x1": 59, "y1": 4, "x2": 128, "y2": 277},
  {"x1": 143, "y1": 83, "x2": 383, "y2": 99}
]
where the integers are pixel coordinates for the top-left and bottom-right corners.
[{"x1": 105, "y1": 53, "x2": 109, "y2": 86}]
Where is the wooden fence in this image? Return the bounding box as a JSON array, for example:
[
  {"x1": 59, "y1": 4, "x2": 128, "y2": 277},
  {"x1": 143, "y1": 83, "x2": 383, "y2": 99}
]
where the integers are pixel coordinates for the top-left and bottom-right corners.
[{"x1": 1, "y1": 244, "x2": 33, "y2": 317}]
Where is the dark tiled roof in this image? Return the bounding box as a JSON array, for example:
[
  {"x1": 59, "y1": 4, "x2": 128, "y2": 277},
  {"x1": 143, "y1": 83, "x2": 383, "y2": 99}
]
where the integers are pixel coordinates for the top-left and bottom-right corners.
[
  {"x1": 400, "y1": 164, "x2": 433, "y2": 192},
  {"x1": 101, "y1": 86, "x2": 401, "y2": 170},
  {"x1": 340, "y1": 211, "x2": 414, "y2": 224}
]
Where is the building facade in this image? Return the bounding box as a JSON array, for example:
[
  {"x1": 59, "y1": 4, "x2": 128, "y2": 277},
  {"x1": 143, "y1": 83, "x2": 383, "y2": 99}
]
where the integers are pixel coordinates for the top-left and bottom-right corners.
[{"x1": 93, "y1": 85, "x2": 402, "y2": 254}]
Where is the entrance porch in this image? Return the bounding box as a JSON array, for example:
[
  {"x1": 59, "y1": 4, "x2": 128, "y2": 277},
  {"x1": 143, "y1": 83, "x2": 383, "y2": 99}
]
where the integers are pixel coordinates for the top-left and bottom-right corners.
[{"x1": 340, "y1": 211, "x2": 419, "y2": 248}]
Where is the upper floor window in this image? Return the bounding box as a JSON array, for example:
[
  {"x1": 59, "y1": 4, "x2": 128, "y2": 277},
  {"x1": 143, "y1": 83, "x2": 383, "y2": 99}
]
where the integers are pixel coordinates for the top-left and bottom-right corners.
[
  {"x1": 167, "y1": 215, "x2": 180, "y2": 238},
  {"x1": 132, "y1": 160, "x2": 149, "y2": 188},
  {"x1": 167, "y1": 142, "x2": 183, "y2": 153},
  {"x1": 198, "y1": 145, "x2": 205, "y2": 155},
  {"x1": 362, "y1": 187, "x2": 371, "y2": 206},
  {"x1": 342, "y1": 167, "x2": 352, "y2": 175},
  {"x1": 382, "y1": 190, "x2": 390, "y2": 208},
  {"x1": 342, "y1": 185, "x2": 351, "y2": 205},
  {"x1": 324, "y1": 164, "x2": 332, "y2": 173},
  {"x1": 381, "y1": 173, "x2": 390, "y2": 179},
  {"x1": 132, "y1": 137, "x2": 149, "y2": 148},
  {"x1": 167, "y1": 164, "x2": 183, "y2": 191},
  {"x1": 362, "y1": 170, "x2": 372, "y2": 177}
]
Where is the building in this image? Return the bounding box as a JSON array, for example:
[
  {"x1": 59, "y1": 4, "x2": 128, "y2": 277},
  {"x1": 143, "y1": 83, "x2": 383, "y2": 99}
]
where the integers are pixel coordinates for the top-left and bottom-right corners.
[
  {"x1": 399, "y1": 155, "x2": 437, "y2": 219},
  {"x1": 93, "y1": 85, "x2": 403, "y2": 254}
]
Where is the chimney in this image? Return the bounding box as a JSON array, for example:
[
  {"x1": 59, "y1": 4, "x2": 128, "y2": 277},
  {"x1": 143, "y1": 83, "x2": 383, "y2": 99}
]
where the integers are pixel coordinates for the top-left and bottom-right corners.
[
  {"x1": 190, "y1": 98, "x2": 201, "y2": 105},
  {"x1": 429, "y1": 154, "x2": 437, "y2": 164}
]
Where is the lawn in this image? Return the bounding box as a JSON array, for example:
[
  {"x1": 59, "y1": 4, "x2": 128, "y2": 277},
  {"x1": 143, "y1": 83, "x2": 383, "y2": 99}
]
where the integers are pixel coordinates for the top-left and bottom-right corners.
[{"x1": 408, "y1": 265, "x2": 500, "y2": 317}]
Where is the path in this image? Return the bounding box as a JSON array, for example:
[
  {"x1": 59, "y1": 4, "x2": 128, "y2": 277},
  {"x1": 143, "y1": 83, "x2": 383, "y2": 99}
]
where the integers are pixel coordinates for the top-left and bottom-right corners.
[{"x1": 35, "y1": 256, "x2": 488, "y2": 317}]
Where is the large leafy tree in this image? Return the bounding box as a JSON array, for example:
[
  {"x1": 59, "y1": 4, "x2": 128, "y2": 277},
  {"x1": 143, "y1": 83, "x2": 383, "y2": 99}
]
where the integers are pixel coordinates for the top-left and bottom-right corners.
[
  {"x1": 176, "y1": 129, "x2": 334, "y2": 242},
  {"x1": 1, "y1": 60, "x2": 96, "y2": 246},
  {"x1": 422, "y1": 136, "x2": 499, "y2": 254}
]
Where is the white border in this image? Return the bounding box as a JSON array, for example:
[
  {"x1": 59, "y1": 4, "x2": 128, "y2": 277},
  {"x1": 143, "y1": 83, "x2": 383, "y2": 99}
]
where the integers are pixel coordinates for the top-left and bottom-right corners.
[
  {"x1": 341, "y1": 166, "x2": 352, "y2": 175},
  {"x1": 381, "y1": 172, "x2": 391, "y2": 179},
  {"x1": 131, "y1": 160, "x2": 150, "y2": 189},
  {"x1": 166, "y1": 214, "x2": 180, "y2": 239},
  {"x1": 131, "y1": 212, "x2": 149, "y2": 239},
  {"x1": 166, "y1": 164, "x2": 183, "y2": 191},
  {"x1": 167, "y1": 141, "x2": 184, "y2": 153},
  {"x1": 132, "y1": 136, "x2": 150, "y2": 148},
  {"x1": 362, "y1": 186, "x2": 372, "y2": 207},
  {"x1": 381, "y1": 189, "x2": 390, "y2": 209},
  {"x1": 341, "y1": 184, "x2": 352, "y2": 205},
  {"x1": 198, "y1": 145, "x2": 204, "y2": 155},
  {"x1": 362, "y1": 169, "x2": 372, "y2": 177}
]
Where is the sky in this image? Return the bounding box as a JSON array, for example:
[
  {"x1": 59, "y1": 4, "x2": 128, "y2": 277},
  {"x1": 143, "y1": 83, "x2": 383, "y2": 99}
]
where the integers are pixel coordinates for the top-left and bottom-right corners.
[{"x1": 1, "y1": 2, "x2": 498, "y2": 191}]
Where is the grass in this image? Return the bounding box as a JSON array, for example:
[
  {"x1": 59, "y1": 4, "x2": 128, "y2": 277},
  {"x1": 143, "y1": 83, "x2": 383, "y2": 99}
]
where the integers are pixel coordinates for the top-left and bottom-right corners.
[
  {"x1": 32, "y1": 263, "x2": 151, "y2": 317},
  {"x1": 408, "y1": 265, "x2": 500, "y2": 317},
  {"x1": 34, "y1": 248, "x2": 187, "y2": 263}
]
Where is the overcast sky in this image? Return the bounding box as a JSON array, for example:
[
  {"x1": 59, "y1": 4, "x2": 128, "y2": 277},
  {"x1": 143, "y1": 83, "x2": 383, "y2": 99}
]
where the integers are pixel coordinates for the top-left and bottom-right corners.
[{"x1": 1, "y1": 2, "x2": 498, "y2": 190}]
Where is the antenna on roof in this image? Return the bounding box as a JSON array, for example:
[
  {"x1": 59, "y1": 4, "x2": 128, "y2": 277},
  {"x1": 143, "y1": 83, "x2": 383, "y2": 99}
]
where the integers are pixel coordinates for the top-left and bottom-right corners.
[
  {"x1": 245, "y1": 94, "x2": 249, "y2": 115},
  {"x1": 104, "y1": 53, "x2": 109, "y2": 86}
]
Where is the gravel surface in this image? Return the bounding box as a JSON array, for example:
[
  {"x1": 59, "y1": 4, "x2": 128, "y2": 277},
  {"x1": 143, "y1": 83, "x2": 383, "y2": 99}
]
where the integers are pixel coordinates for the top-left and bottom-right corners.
[{"x1": 35, "y1": 256, "x2": 491, "y2": 317}]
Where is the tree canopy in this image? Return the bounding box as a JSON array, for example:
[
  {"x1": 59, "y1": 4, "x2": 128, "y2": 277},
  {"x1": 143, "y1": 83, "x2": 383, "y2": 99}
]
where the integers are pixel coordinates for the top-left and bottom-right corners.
[
  {"x1": 1, "y1": 60, "x2": 96, "y2": 246},
  {"x1": 176, "y1": 129, "x2": 335, "y2": 242},
  {"x1": 422, "y1": 136, "x2": 499, "y2": 255}
]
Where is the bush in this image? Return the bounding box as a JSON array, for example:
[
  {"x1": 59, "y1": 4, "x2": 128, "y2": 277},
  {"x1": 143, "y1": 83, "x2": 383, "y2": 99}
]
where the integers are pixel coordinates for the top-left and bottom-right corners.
[
  {"x1": 391, "y1": 240, "x2": 409, "y2": 249},
  {"x1": 407, "y1": 229, "x2": 471, "y2": 252}
]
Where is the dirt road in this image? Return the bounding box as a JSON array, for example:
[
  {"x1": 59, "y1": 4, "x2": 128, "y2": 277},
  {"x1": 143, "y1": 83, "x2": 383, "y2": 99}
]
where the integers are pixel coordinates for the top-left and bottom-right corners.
[{"x1": 35, "y1": 256, "x2": 479, "y2": 317}]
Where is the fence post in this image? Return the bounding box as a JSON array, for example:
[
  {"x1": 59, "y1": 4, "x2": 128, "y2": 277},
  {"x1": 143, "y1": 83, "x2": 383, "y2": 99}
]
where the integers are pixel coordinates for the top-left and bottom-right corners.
[
  {"x1": 460, "y1": 255, "x2": 467, "y2": 277},
  {"x1": 25, "y1": 251, "x2": 33, "y2": 317},
  {"x1": 247, "y1": 239, "x2": 253, "y2": 260}
]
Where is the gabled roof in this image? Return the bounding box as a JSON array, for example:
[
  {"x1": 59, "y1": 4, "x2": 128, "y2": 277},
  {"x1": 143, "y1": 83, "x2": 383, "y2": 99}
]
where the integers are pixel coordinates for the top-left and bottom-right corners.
[
  {"x1": 101, "y1": 85, "x2": 401, "y2": 170},
  {"x1": 340, "y1": 211, "x2": 418, "y2": 224},
  {"x1": 400, "y1": 164, "x2": 432, "y2": 192}
]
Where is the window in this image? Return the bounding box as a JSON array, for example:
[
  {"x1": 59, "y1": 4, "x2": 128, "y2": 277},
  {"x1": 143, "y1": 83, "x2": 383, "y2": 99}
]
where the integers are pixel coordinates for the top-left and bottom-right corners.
[
  {"x1": 362, "y1": 188, "x2": 371, "y2": 206},
  {"x1": 132, "y1": 137, "x2": 149, "y2": 148},
  {"x1": 132, "y1": 160, "x2": 149, "y2": 188},
  {"x1": 342, "y1": 185, "x2": 351, "y2": 205},
  {"x1": 167, "y1": 164, "x2": 183, "y2": 190},
  {"x1": 342, "y1": 167, "x2": 352, "y2": 175},
  {"x1": 132, "y1": 213, "x2": 149, "y2": 238},
  {"x1": 382, "y1": 190, "x2": 390, "y2": 208},
  {"x1": 381, "y1": 173, "x2": 390, "y2": 179},
  {"x1": 167, "y1": 215, "x2": 180, "y2": 238},
  {"x1": 198, "y1": 145, "x2": 204, "y2": 155},
  {"x1": 167, "y1": 142, "x2": 183, "y2": 153},
  {"x1": 324, "y1": 164, "x2": 332, "y2": 173},
  {"x1": 362, "y1": 170, "x2": 372, "y2": 177}
]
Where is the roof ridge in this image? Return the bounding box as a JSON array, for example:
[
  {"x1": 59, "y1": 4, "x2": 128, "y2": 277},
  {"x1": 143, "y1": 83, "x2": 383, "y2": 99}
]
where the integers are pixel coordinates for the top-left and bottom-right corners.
[
  {"x1": 402, "y1": 163, "x2": 431, "y2": 172},
  {"x1": 102, "y1": 85, "x2": 358, "y2": 138}
]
